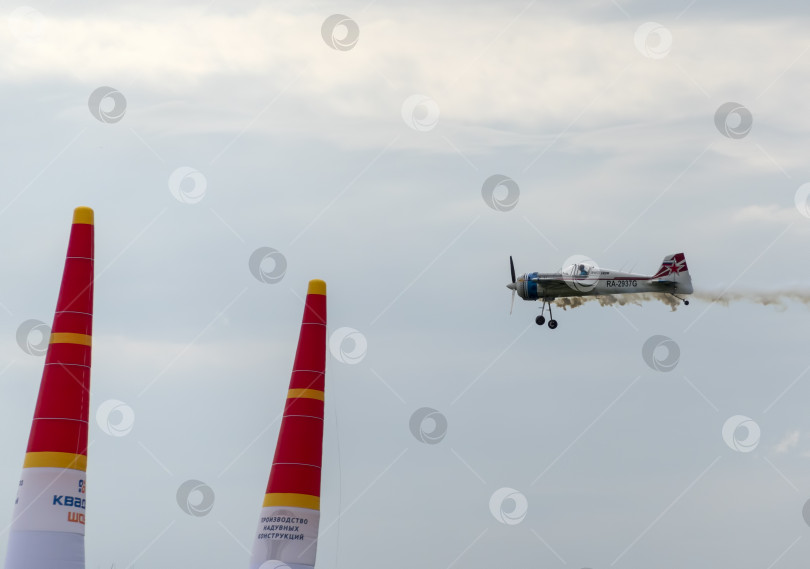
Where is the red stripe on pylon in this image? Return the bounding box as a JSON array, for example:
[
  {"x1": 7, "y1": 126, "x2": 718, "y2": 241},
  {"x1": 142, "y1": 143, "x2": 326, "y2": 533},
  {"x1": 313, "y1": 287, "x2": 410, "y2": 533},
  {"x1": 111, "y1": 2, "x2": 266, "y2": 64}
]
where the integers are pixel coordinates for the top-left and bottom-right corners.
[
  {"x1": 24, "y1": 208, "x2": 94, "y2": 459},
  {"x1": 284, "y1": 396, "x2": 324, "y2": 418},
  {"x1": 26, "y1": 420, "x2": 88, "y2": 455},
  {"x1": 29, "y1": 366, "x2": 89, "y2": 420},
  {"x1": 263, "y1": 282, "x2": 326, "y2": 501},
  {"x1": 288, "y1": 370, "x2": 324, "y2": 392},
  {"x1": 51, "y1": 311, "x2": 93, "y2": 335},
  {"x1": 271, "y1": 416, "x2": 324, "y2": 467},
  {"x1": 292, "y1": 294, "x2": 326, "y2": 373},
  {"x1": 266, "y1": 463, "x2": 321, "y2": 497},
  {"x1": 45, "y1": 344, "x2": 92, "y2": 366}
]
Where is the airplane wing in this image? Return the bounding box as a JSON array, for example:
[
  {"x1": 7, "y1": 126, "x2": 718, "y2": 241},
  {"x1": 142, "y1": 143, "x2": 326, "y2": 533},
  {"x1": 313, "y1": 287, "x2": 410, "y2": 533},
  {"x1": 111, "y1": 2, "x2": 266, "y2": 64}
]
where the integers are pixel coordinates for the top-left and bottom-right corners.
[
  {"x1": 527, "y1": 273, "x2": 583, "y2": 296},
  {"x1": 533, "y1": 278, "x2": 576, "y2": 294}
]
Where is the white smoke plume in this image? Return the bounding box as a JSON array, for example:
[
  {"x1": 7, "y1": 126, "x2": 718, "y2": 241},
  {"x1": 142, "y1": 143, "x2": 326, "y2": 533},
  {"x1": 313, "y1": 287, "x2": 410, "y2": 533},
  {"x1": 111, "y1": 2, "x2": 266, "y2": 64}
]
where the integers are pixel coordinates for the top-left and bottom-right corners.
[
  {"x1": 554, "y1": 293, "x2": 680, "y2": 311},
  {"x1": 691, "y1": 290, "x2": 810, "y2": 310},
  {"x1": 553, "y1": 290, "x2": 810, "y2": 312}
]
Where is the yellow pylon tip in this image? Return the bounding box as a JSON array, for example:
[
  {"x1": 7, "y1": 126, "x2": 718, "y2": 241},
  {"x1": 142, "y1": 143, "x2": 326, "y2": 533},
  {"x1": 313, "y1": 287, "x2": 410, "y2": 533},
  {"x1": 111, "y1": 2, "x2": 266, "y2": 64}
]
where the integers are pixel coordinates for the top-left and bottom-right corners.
[
  {"x1": 72, "y1": 206, "x2": 94, "y2": 225},
  {"x1": 307, "y1": 279, "x2": 326, "y2": 296}
]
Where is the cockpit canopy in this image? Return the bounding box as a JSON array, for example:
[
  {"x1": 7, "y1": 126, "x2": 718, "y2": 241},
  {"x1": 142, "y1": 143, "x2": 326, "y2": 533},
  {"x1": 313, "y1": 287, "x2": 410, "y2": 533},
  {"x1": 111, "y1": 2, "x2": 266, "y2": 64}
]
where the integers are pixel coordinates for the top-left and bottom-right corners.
[{"x1": 562, "y1": 263, "x2": 594, "y2": 277}]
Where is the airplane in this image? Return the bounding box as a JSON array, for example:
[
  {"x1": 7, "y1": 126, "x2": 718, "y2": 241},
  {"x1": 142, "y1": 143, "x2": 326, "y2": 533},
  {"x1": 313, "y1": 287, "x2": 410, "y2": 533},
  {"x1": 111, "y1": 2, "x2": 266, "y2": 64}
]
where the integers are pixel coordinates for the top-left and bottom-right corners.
[{"x1": 507, "y1": 252, "x2": 693, "y2": 329}]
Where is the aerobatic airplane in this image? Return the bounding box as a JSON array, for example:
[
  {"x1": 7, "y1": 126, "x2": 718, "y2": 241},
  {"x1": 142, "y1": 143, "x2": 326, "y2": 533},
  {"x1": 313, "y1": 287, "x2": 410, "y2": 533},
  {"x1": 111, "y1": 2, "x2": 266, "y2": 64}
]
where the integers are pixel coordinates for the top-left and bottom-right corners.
[{"x1": 507, "y1": 252, "x2": 693, "y2": 329}]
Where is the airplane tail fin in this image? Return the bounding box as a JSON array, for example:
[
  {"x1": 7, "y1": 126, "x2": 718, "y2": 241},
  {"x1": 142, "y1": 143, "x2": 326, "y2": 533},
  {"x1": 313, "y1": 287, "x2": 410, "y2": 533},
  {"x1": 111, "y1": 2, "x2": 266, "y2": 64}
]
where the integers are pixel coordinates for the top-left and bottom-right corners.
[{"x1": 650, "y1": 252, "x2": 693, "y2": 294}]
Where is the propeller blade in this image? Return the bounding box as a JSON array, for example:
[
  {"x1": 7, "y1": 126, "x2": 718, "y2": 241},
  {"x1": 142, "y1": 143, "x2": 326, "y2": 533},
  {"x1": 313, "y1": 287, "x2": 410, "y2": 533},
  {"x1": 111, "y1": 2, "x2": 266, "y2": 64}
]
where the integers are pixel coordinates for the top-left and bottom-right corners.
[
  {"x1": 510, "y1": 290, "x2": 516, "y2": 315},
  {"x1": 510, "y1": 256, "x2": 516, "y2": 284}
]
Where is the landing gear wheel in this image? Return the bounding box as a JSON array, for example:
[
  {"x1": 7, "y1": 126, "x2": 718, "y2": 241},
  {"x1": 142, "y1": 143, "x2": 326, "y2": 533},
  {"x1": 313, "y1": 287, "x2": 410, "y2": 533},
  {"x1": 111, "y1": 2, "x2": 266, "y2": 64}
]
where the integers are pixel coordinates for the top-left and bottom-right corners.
[
  {"x1": 548, "y1": 319, "x2": 558, "y2": 329},
  {"x1": 535, "y1": 315, "x2": 546, "y2": 326},
  {"x1": 684, "y1": 300, "x2": 690, "y2": 305}
]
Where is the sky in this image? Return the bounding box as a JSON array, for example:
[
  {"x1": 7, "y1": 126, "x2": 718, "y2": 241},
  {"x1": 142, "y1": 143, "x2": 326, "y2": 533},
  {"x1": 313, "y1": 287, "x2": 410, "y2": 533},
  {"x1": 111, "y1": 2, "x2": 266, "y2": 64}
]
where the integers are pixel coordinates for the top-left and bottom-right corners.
[{"x1": 1, "y1": 1, "x2": 810, "y2": 567}]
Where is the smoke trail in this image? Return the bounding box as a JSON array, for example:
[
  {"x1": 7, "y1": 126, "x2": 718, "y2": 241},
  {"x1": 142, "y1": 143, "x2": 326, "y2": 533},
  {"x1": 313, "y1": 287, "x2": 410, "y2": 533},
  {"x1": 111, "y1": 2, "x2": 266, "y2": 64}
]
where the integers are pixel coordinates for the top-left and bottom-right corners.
[
  {"x1": 553, "y1": 290, "x2": 810, "y2": 311},
  {"x1": 692, "y1": 290, "x2": 810, "y2": 310},
  {"x1": 554, "y1": 293, "x2": 680, "y2": 311}
]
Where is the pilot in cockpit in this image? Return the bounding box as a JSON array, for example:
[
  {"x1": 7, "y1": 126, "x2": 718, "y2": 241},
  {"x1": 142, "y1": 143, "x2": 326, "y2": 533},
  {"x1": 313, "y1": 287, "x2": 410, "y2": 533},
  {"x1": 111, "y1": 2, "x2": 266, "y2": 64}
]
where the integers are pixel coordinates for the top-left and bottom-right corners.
[{"x1": 578, "y1": 264, "x2": 588, "y2": 276}]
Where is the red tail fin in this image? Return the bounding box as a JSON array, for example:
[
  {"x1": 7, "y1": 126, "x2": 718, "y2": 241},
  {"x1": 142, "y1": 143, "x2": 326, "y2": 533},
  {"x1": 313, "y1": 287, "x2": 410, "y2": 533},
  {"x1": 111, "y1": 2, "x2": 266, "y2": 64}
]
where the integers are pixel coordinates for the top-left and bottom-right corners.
[
  {"x1": 651, "y1": 252, "x2": 693, "y2": 294},
  {"x1": 652, "y1": 252, "x2": 688, "y2": 279}
]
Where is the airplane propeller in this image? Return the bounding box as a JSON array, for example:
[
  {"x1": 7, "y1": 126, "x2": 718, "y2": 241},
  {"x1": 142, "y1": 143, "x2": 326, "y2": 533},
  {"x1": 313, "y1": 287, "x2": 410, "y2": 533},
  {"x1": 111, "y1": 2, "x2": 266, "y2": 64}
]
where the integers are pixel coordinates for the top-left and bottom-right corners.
[{"x1": 508, "y1": 256, "x2": 517, "y2": 314}]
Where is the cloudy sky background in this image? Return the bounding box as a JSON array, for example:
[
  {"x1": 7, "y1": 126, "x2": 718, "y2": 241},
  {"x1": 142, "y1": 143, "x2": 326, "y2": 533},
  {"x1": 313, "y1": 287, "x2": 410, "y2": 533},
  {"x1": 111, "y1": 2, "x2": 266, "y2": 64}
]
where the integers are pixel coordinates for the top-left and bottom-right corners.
[{"x1": 2, "y1": 1, "x2": 810, "y2": 567}]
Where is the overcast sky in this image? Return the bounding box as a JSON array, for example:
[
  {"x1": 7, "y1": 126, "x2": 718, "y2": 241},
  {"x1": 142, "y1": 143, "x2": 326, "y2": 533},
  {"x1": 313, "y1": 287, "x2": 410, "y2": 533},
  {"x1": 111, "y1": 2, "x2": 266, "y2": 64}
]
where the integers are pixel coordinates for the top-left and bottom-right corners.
[{"x1": 2, "y1": 1, "x2": 810, "y2": 568}]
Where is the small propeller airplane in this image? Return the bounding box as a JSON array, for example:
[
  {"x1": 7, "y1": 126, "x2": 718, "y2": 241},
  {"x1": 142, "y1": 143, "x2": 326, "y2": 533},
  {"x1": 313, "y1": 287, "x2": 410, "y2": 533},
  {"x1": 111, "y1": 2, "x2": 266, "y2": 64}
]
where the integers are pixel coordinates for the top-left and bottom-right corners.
[{"x1": 507, "y1": 252, "x2": 693, "y2": 329}]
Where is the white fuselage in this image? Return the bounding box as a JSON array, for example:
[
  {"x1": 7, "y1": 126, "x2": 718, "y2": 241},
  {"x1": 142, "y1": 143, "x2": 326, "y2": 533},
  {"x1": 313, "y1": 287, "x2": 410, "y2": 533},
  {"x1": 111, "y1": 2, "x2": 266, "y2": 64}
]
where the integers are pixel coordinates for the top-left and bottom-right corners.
[{"x1": 515, "y1": 267, "x2": 693, "y2": 301}]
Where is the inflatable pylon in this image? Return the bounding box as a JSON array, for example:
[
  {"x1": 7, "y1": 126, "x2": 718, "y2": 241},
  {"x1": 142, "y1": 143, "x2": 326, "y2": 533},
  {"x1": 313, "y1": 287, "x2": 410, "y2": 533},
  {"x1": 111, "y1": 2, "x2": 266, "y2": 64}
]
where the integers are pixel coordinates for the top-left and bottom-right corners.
[
  {"x1": 249, "y1": 279, "x2": 327, "y2": 569},
  {"x1": 4, "y1": 207, "x2": 94, "y2": 569}
]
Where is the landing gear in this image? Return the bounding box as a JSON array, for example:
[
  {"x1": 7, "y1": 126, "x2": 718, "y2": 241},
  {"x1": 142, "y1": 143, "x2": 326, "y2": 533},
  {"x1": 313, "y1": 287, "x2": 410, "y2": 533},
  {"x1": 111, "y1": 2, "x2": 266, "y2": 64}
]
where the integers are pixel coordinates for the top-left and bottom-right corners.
[
  {"x1": 536, "y1": 299, "x2": 559, "y2": 330},
  {"x1": 670, "y1": 293, "x2": 690, "y2": 306}
]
